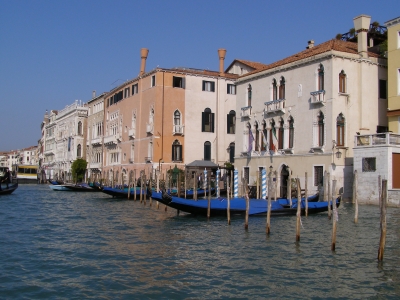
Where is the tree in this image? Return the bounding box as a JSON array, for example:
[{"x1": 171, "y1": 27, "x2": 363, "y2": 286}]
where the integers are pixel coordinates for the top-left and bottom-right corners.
[{"x1": 71, "y1": 158, "x2": 87, "y2": 183}]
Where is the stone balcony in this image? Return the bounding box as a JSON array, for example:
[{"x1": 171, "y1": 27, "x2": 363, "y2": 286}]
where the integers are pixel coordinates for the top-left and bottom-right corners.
[
  {"x1": 173, "y1": 125, "x2": 184, "y2": 135},
  {"x1": 355, "y1": 133, "x2": 400, "y2": 147},
  {"x1": 310, "y1": 90, "x2": 325, "y2": 104},
  {"x1": 264, "y1": 99, "x2": 285, "y2": 115}
]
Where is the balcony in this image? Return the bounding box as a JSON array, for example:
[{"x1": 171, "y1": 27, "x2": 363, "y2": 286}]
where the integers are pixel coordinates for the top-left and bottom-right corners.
[
  {"x1": 240, "y1": 106, "x2": 252, "y2": 118},
  {"x1": 145, "y1": 156, "x2": 152, "y2": 163},
  {"x1": 173, "y1": 125, "x2": 184, "y2": 135},
  {"x1": 355, "y1": 133, "x2": 400, "y2": 147},
  {"x1": 116, "y1": 134, "x2": 122, "y2": 142},
  {"x1": 310, "y1": 90, "x2": 325, "y2": 104},
  {"x1": 88, "y1": 162, "x2": 102, "y2": 169},
  {"x1": 91, "y1": 137, "x2": 102, "y2": 145},
  {"x1": 264, "y1": 99, "x2": 286, "y2": 115},
  {"x1": 128, "y1": 128, "x2": 136, "y2": 139},
  {"x1": 146, "y1": 123, "x2": 154, "y2": 134},
  {"x1": 104, "y1": 135, "x2": 117, "y2": 145}
]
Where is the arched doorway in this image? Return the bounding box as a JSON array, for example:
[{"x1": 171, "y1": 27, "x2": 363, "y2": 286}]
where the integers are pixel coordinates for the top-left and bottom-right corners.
[{"x1": 280, "y1": 165, "x2": 289, "y2": 198}]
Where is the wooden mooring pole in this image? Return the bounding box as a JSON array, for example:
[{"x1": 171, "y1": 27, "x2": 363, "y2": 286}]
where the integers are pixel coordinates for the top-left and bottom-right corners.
[
  {"x1": 331, "y1": 180, "x2": 337, "y2": 251},
  {"x1": 353, "y1": 170, "x2": 358, "y2": 223},
  {"x1": 207, "y1": 177, "x2": 211, "y2": 219},
  {"x1": 266, "y1": 173, "x2": 272, "y2": 235},
  {"x1": 244, "y1": 179, "x2": 250, "y2": 230},
  {"x1": 377, "y1": 179, "x2": 387, "y2": 261},
  {"x1": 296, "y1": 178, "x2": 301, "y2": 242},
  {"x1": 227, "y1": 176, "x2": 231, "y2": 225},
  {"x1": 305, "y1": 172, "x2": 308, "y2": 217},
  {"x1": 327, "y1": 172, "x2": 331, "y2": 220}
]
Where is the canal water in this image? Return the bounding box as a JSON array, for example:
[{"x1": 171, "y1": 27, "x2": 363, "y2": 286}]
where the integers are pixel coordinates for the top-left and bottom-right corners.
[{"x1": 1, "y1": 184, "x2": 399, "y2": 299}]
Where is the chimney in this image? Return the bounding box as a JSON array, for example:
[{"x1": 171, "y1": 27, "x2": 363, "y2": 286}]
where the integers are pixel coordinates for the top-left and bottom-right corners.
[
  {"x1": 353, "y1": 15, "x2": 371, "y2": 58},
  {"x1": 306, "y1": 40, "x2": 314, "y2": 49},
  {"x1": 140, "y1": 48, "x2": 149, "y2": 76},
  {"x1": 92, "y1": 90, "x2": 96, "y2": 98},
  {"x1": 218, "y1": 48, "x2": 226, "y2": 75}
]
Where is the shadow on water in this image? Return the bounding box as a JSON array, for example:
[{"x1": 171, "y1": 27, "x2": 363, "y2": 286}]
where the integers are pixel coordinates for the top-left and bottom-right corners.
[{"x1": 0, "y1": 185, "x2": 399, "y2": 299}]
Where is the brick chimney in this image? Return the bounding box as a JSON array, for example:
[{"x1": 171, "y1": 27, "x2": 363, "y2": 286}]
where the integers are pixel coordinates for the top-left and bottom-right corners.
[
  {"x1": 353, "y1": 15, "x2": 371, "y2": 58},
  {"x1": 139, "y1": 48, "x2": 149, "y2": 76},
  {"x1": 218, "y1": 49, "x2": 226, "y2": 75},
  {"x1": 306, "y1": 40, "x2": 314, "y2": 49}
]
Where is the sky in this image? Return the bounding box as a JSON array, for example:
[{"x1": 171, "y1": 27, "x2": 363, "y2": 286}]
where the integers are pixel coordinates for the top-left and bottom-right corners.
[{"x1": 0, "y1": 0, "x2": 397, "y2": 151}]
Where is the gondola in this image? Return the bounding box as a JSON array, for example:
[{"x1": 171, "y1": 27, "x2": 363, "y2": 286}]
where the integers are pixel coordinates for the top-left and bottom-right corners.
[
  {"x1": 155, "y1": 189, "x2": 338, "y2": 217},
  {"x1": 0, "y1": 182, "x2": 18, "y2": 195},
  {"x1": 101, "y1": 186, "x2": 147, "y2": 198}
]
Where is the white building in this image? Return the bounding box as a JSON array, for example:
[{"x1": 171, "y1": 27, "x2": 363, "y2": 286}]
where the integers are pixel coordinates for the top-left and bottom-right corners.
[{"x1": 233, "y1": 15, "x2": 388, "y2": 201}]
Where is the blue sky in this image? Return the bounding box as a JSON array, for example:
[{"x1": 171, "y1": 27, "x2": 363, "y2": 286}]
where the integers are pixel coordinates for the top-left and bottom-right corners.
[{"x1": 0, "y1": 0, "x2": 397, "y2": 151}]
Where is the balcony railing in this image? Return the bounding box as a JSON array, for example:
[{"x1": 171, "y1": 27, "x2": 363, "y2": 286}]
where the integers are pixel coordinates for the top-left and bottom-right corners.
[
  {"x1": 310, "y1": 90, "x2": 325, "y2": 104},
  {"x1": 264, "y1": 99, "x2": 285, "y2": 114},
  {"x1": 91, "y1": 137, "x2": 102, "y2": 145},
  {"x1": 173, "y1": 125, "x2": 184, "y2": 135},
  {"x1": 128, "y1": 128, "x2": 136, "y2": 138},
  {"x1": 104, "y1": 135, "x2": 117, "y2": 145},
  {"x1": 88, "y1": 162, "x2": 102, "y2": 169},
  {"x1": 240, "y1": 106, "x2": 252, "y2": 118},
  {"x1": 355, "y1": 133, "x2": 400, "y2": 147}
]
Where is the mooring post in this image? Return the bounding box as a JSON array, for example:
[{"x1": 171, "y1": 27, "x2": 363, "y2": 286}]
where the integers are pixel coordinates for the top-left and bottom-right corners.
[
  {"x1": 353, "y1": 170, "x2": 358, "y2": 223},
  {"x1": 331, "y1": 180, "x2": 338, "y2": 251},
  {"x1": 127, "y1": 175, "x2": 131, "y2": 200},
  {"x1": 134, "y1": 170, "x2": 137, "y2": 201},
  {"x1": 327, "y1": 172, "x2": 331, "y2": 220},
  {"x1": 288, "y1": 167, "x2": 292, "y2": 206},
  {"x1": 244, "y1": 179, "x2": 249, "y2": 230},
  {"x1": 377, "y1": 179, "x2": 387, "y2": 261},
  {"x1": 274, "y1": 171, "x2": 278, "y2": 201},
  {"x1": 267, "y1": 172, "x2": 272, "y2": 235},
  {"x1": 227, "y1": 176, "x2": 231, "y2": 225},
  {"x1": 296, "y1": 178, "x2": 301, "y2": 242},
  {"x1": 323, "y1": 170, "x2": 327, "y2": 201},
  {"x1": 305, "y1": 172, "x2": 308, "y2": 217},
  {"x1": 207, "y1": 177, "x2": 211, "y2": 219}
]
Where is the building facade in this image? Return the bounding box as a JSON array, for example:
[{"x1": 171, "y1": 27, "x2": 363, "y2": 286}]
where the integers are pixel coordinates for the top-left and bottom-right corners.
[{"x1": 233, "y1": 15, "x2": 388, "y2": 201}]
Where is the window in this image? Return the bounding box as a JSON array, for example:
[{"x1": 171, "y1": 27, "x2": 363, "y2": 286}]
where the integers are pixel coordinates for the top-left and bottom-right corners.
[
  {"x1": 272, "y1": 79, "x2": 277, "y2": 100},
  {"x1": 254, "y1": 123, "x2": 260, "y2": 151},
  {"x1": 244, "y1": 167, "x2": 249, "y2": 185},
  {"x1": 227, "y1": 110, "x2": 236, "y2": 134},
  {"x1": 362, "y1": 157, "x2": 376, "y2": 172},
  {"x1": 270, "y1": 119, "x2": 276, "y2": 151},
  {"x1": 318, "y1": 64, "x2": 324, "y2": 91},
  {"x1": 204, "y1": 141, "x2": 211, "y2": 161},
  {"x1": 172, "y1": 140, "x2": 182, "y2": 161},
  {"x1": 173, "y1": 76, "x2": 185, "y2": 88},
  {"x1": 227, "y1": 84, "x2": 236, "y2": 94},
  {"x1": 151, "y1": 75, "x2": 156, "y2": 87},
  {"x1": 279, "y1": 77, "x2": 285, "y2": 99},
  {"x1": 229, "y1": 142, "x2": 235, "y2": 163},
  {"x1": 318, "y1": 112, "x2": 324, "y2": 147},
  {"x1": 336, "y1": 114, "x2": 345, "y2": 146},
  {"x1": 174, "y1": 110, "x2": 182, "y2": 134},
  {"x1": 124, "y1": 87, "x2": 130, "y2": 98},
  {"x1": 77, "y1": 144, "x2": 82, "y2": 158},
  {"x1": 379, "y1": 79, "x2": 387, "y2": 99},
  {"x1": 132, "y1": 83, "x2": 138, "y2": 95},
  {"x1": 114, "y1": 91, "x2": 123, "y2": 103},
  {"x1": 288, "y1": 117, "x2": 294, "y2": 149},
  {"x1": 278, "y1": 118, "x2": 284, "y2": 149},
  {"x1": 339, "y1": 70, "x2": 347, "y2": 93},
  {"x1": 247, "y1": 84, "x2": 252, "y2": 107},
  {"x1": 261, "y1": 122, "x2": 268, "y2": 151},
  {"x1": 77, "y1": 121, "x2": 83, "y2": 135},
  {"x1": 202, "y1": 80, "x2": 215, "y2": 92},
  {"x1": 314, "y1": 166, "x2": 323, "y2": 186},
  {"x1": 202, "y1": 108, "x2": 214, "y2": 132}
]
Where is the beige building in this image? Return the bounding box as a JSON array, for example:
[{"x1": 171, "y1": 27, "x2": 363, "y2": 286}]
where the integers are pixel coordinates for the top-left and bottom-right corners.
[
  {"x1": 233, "y1": 15, "x2": 388, "y2": 201},
  {"x1": 102, "y1": 49, "x2": 239, "y2": 184},
  {"x1": 386, "y1": 16, "x2": 400, "y2": 132}
]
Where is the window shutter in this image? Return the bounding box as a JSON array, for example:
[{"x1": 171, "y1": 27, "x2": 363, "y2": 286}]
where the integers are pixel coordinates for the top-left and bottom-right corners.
[
  {"x1": 211, "y1": 113, "x2": 215, "y2": 132},
  {"x1": 227, "y1": 114, "x2": 230, "y2": 134},
  {"x1": 178, "y1": 145, "x2": 182, "y2": 161},
  {"x1": 201, "y1": 112, "x2": 205, "y2": 132},
  {"x1": 227, "y1": 84, "x2": 230, "y2": 94},
  {"x1": 211, "y1": 82, "x2": 215, "y2": 92},
  {"x1": 202, "y1": 81, "x2": 205, "y2": 91},
  {"x1": 182, "y1": 78, "x2": 185, "y2": 89}
]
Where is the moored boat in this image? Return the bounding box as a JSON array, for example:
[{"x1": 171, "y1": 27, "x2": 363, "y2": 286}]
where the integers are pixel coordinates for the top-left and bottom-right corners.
[
  {"x1": 101, "y1": 186, "x2": 147, "y2": 198},
  {"x1": 0, "y1": 182, "x2": 18, "y2": 195},
  {"x1": 49, "y1": 184, "x2": 74, "y2": 191}
]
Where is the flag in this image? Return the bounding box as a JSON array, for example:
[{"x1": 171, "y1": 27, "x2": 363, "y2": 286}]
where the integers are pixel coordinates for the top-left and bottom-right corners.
[
  {"x1": 271, "y1": 127, "x2": 278, "y2": 153},
  {"x1": 248, "y1": 129, "x2": 254, "y2": 153}
]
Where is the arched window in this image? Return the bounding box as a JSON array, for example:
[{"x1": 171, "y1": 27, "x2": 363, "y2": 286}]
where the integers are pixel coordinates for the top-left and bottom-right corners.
[
  {"x1": 318, "y1": 112, "x2": 325, "y2": 147},
  {"x1": 318, "y1": 64, "x2": 324, "y2": 91},
  {"x1": 278, "y1": 118, "x2": 284, "y2": 149},
  {"x1": 229, "y1": 142, "x2": 235, "y2": 163},
  {"x1": 77, "y1": 121, "x2": 82, "y2": 135},
  {"x1": 336, "y1": 114, "x2": 345, "y2": 146},
  {"x1": 204, "y1": 141, "x2": 211, "y2": 161},
  {"x1": 339, "y1": 70, "x2": 346, "y2": 93},
  {"x1": 77, "y1": 144, "x2": 82, "y2": 157},
  {"x1": 272, "y1": 79, "x2": 278, "y2": 100},
  {"x1": 172, "y1": 140, "x2": 182, "y2": 162},
  {"x1": 288, "y1": 117, "x2": 294, "y2": 149},
  {"x1": 202, "y1": 108, "x2": 214, "y2": 132},
  {"x1": 174, "y1": 110, "x2": 182, "y2": 134},
  {"x1": 247, "y1": 84, "x2": 252, "y2": 107},
  {"x1": 255, "y1": 122, "x2": 260, "y2": 151},
  {"x1": 279, "y1": 77, "x2": 285, "y2": 100},
  {"x1": 227, "y1": 110, "x2": 236, "y2": 134}
]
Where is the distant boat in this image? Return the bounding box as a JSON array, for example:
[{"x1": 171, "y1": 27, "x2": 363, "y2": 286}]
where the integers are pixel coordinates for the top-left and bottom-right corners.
[
  {"x1": 101, "y1": 186, "x2": 147, "y2": 198},
  {"x1": 153, "y1": 190, "x2": 338, "y2": 217},
  {"x1": 0, "y1": 182, "x2": 18, "y2": 195},
  {"x1": 49, "y1": 185, "x2": 74, "y2": 191}
]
